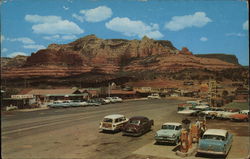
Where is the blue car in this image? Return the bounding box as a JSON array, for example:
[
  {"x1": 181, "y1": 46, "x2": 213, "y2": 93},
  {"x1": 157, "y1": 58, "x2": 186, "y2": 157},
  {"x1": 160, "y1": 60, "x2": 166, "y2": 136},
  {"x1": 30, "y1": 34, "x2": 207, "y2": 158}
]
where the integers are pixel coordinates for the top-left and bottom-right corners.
[{"x1": 197, "y1": 129, "x2": 233, "y2": 156}]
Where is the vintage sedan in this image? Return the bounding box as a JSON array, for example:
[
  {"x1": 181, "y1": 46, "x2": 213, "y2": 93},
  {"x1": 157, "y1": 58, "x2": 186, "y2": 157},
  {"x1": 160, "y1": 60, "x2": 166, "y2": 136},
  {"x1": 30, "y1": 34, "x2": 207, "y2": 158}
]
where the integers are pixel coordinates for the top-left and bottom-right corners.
[
  {"x1": 197, "y1": 129, "x2": 233, "y2": 156},
  {"x1": 99, "y1": 114, "x2": 128, "y2": 132},
  {"x1": 106, "y1": 97, "x2": 123, "y2": 103},
  {"x1": 147, "y1": 93, "x2": 161, "y2": 99},
  {"x1": 230, "y1": 110, "x2": 249, "y2": 121},
  {"x1": 155, "y1": 122, "x2": 182, "y2": 145},
  {"x1": 122, "y1": 116, "x2": 154, "y2": 136},
  {"x1": 217, "y1": 108, "x2": 240, "y2": 119}
]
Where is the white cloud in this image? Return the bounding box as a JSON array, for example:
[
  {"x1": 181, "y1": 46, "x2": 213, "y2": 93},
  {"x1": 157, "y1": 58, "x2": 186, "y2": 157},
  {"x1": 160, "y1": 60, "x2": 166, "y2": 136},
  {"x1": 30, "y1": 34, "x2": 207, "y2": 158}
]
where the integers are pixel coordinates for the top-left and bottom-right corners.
[
  {"x1": 1, "y1": 35, "x2": 5, "y2": 42},
  {"x1": 43, "y1": 35, "x2": 60, "y2": 40},
  {"x1": 63, "y1": 6, "x2": 69, "y2": 10},
  {"x1": 32, "y1": 20, "x2": 84, "y2": 35},
  {"x1": 2, "y1": 48, "x2": 8, "y2": 53},
  {"x1": 200, "y1": 37, "x2": 208, "y2": 42},
  {"x1": 105, "y1": 17, "x2": 163, "y2": 39},
  {"x1": 25, "y1": 15, "x2": 62, "y2": 23},
  {"x1": 23, "y1": 44, "x2": 46, "y2": 50},
  {"x1": 43, "y1": 34, "x2": 77, "y2": 41},
  {"x1": 25, "y1": 14, "x2": 84, "y2": 35},
  {"x1": 62, "y1": 35, "x2": 77, "y2": 40},
  {"x1": 72, "y1": 13, "x2": 84, "y2": 22},
  {"x1": 8, "y1": 37, "x2": 35, "y2": 44},
  {"x1": 164, "y1": 12, "x2": 212, "y2": 31},
  {"x1": 226, "y1": 33, "x2": 245, "y2": 37},
  {"x1": 80, "y1": 6, "x2": 112, "y2": 22},
  {"x1": 243, "y1": 20, "x2": 248, "y2": 30},
  {"x1": 9, "y1": 52, "x2": 28, "y2": 57}
]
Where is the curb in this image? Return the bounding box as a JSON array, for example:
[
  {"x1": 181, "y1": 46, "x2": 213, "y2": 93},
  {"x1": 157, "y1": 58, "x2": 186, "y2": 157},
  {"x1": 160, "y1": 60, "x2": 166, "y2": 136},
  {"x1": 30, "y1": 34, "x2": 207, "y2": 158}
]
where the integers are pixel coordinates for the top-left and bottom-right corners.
[
  {"x1": 17, "y1": 107, "x2": 49, "y2": 112},
  {"x1": 175, "y1": 144, "x2": 197, "y2": 157}
]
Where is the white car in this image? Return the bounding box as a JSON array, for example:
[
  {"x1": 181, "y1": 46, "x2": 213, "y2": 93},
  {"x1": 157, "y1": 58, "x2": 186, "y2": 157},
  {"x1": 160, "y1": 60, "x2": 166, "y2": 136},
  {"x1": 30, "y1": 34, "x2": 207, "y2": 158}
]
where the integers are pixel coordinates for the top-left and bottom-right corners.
[
  {"x1": 99, "y1": 114, "x2": 128, "y2": 132},
  {"x1": 147, "y1": 93, "x2": 161, "y2": 99},
  {"x1": 106, "y1": 97, "x2": 123, "y2": 103},
  {"x1": 216, "y1": 109, "x2": 240, "y2": 119},
  {"x1": 6, "y1": 105, "x2": 18, "y2": 111},
  {"x1": 177, "y1": 109, "x2": 198, "y2": 116},
  {"x1": 201, "y1": 107, "x2": 224, "y2": 119}
]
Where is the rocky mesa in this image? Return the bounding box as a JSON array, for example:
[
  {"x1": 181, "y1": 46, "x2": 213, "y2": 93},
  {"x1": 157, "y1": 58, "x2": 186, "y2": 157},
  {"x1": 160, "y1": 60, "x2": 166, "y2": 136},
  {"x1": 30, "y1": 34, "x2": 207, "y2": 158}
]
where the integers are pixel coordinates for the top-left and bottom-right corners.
[{"x1": 1, "y1": 34, "x2": 244, "y2": 88}]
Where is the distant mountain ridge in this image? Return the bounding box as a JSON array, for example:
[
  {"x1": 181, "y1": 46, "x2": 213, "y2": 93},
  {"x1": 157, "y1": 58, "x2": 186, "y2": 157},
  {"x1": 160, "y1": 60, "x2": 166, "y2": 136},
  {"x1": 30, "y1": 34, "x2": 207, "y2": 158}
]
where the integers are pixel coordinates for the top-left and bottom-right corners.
[
  {"x1": 195, "y1": 54, "x2": 239, "y2": 65},
  {"x1": 1, "y1": 34, "x2": 245, "y2": 88}
]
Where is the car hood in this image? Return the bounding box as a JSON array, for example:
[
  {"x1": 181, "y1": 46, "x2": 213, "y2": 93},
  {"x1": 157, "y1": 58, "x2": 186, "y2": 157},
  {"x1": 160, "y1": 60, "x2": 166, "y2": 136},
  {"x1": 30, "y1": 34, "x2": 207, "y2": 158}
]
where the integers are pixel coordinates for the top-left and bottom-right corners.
[
  {"x1": 156, "y1": 129, "x2": 177, "y2": 137},
  {"x1": 123, "y1": 124, "x2": 140, "y2": 130}
]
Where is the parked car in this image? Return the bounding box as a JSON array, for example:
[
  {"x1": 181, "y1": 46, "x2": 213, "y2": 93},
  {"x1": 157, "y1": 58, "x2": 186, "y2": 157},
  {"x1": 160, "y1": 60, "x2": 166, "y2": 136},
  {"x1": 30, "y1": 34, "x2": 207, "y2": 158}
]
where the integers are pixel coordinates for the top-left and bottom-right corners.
[
  {"x1": 6, "y1": 105, "x2": 18, "y2": 111},
  {"x1": 106, "y1": 97, "x2": 123, "y2": 103},
  {"x1": 229, "y1": 110, "x2": 249, "y2": 122},
  {"x1": 177, "y1": 107, "x2": 198, "y2": 116},
  {"x1": 147, "y1": 93, "x2": 161, "y2": 99},
  {"x1": 197, "y1": 129, "x2": 233, "y2": 156},
  {"x1": 86, "y1": 99, "x2": 101, "y2": 106},
  {"x1": 216, "y1": 108, "x2": 240, "y2": 119},
  {"x1": 201, "y1": 107, "x2": 225, "y2": 119},
  {"x1": 98, "y1": 98, "x2": 111, "y2": 104},
  {"x1": 70, "y1": 100, "x2": 88, "y2": 107},
  {"x1": 155, "y1": 122, "x2": 182, "y2": 145},
  {"x1": 99, "y1": 114, "x2": 128, "y2": 132},
  {"x1": 92, "y1": 98, "x2": 107, "y2": 105},
  {"x1": 122, "y1": 116, "x2": 154, "y2": 136},
  {"x1": 48, "y1": 100, "x2": 70, "y2": 108}
]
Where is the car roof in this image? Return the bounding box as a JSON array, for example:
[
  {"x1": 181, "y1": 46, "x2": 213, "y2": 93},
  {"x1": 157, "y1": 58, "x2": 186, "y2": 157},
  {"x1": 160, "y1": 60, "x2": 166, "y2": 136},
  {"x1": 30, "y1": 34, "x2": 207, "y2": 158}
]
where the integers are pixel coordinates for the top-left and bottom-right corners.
[
  {"x1": 241, "y1": 110, "x2": 249, "y2": 113},
  {"x1": 204, "y1": 129, "x2": 227, "y2": 137},
  {"x1": 129, "y1": 116, "x2": 148, "y2": 120},
  {"x1": 163, "y1": 122, "x2": 182, "y2": 126},
  {"x1": 104, "y1": 114, "x2": 125, "y2": 119}
]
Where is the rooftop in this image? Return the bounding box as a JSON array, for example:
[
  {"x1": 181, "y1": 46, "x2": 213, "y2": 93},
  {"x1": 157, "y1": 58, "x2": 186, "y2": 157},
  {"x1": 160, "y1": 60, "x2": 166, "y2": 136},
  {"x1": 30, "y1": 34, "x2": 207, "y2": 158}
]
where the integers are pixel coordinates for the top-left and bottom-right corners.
[
  {"x1": 104, "y1": 114, "x2": 125, "y2": 119},
  {"x1": 163, "y1": 122, "x2": 182, "y2": 126},
  {"x1": 204, "y1": 129, "x2": 227, "y2": 137}
]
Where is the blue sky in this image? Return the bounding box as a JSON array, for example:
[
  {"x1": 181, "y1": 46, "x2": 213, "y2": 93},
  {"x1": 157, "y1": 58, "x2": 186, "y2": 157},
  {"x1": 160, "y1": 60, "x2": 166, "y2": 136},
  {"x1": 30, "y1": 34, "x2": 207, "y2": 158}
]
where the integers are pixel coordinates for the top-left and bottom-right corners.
[{"x1": 1, "y1": 0, "x2": 249, "y2": 65}]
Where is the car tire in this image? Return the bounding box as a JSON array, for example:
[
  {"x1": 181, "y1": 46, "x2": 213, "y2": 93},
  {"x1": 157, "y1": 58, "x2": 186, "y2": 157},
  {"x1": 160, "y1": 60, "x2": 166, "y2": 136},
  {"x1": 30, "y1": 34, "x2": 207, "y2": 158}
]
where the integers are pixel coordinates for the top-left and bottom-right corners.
[{"x1": 175, "y1": 138, "x2": 179, "y2": 145}]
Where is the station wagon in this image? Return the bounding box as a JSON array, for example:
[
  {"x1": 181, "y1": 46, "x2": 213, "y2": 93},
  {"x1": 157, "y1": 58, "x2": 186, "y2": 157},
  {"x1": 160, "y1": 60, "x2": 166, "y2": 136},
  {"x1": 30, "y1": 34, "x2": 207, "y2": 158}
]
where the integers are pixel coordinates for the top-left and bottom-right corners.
[{"x1": 99, "y1": 114, "x2": 128, "y2": 132}]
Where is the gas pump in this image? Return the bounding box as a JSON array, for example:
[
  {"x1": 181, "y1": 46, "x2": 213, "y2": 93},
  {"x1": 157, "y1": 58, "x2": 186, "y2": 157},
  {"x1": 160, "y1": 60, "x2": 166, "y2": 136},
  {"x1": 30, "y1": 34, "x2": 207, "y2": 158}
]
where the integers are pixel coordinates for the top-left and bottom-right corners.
[{"x1": 180, "y1": 118, "x2": 191, "y2": 153}]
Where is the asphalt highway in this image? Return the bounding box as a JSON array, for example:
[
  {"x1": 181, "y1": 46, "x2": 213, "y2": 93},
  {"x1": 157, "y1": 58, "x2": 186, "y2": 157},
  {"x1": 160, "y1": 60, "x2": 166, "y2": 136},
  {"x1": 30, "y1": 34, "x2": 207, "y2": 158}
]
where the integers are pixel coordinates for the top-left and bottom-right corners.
[
  {"x1": 2, "y1": 99, "x2": 183, "y2": 159},
  {"x1": 1, "y1": 99, "x2": 249, "y2": 159}
]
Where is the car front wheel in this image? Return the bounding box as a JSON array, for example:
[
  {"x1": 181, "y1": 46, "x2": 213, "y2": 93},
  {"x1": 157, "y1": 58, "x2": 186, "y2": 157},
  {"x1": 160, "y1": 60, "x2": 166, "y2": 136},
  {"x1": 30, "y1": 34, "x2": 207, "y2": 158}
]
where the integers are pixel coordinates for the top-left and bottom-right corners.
[{"x1": 175, "y1": 138, "x2": 179, "y2": 145}]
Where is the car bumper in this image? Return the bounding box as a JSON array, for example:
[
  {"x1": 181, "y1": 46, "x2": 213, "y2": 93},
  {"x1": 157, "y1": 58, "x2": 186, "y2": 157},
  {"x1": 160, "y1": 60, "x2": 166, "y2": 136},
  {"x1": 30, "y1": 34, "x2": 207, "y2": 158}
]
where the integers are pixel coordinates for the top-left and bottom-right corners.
[
  {"x1": 197, "y1": 149, "x2": 226, "y2": 155},
  {"x1": 122, "y1": 131, "x2": 141, "y2": 136},
  {"x1": 155, "y1": 137, "x2": 177, "y2": 143},
  {"x1": 100, "y1": 127, "x2": 116, "y2": 131}
]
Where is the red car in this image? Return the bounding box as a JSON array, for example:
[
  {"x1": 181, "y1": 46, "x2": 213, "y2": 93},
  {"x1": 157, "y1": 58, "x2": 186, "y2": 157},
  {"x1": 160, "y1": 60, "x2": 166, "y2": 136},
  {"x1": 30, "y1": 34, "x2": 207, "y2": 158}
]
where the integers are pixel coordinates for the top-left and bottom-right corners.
[
  {"x1": 230, "y1": 110, "x2": 249, "y2": 122},
  {"x1": 122, "y1": 116, "x2": 154, "y2": 136}
]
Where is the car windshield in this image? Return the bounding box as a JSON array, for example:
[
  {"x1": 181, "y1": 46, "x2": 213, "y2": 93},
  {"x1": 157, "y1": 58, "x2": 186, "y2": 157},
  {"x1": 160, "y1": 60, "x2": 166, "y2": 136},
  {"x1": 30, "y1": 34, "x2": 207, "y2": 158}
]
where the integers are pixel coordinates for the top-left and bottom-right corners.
[
  {"x1": 202, "y1": 135, "x2": 225, "y2": 141},
  {"x1": 129, "y1": 120, "x2": 140, "y2": 125},
  {"x1": 103, "y1": 118, "x2": 113, "y2": 123},
  {"x1": 162, "y1": 125, "x2": 176, "y2": 130}
]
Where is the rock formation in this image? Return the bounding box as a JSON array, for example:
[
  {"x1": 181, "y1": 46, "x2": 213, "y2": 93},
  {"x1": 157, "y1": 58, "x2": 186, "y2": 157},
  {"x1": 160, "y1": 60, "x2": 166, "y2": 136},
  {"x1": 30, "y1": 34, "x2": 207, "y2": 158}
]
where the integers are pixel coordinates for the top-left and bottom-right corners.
[{"x1": 1, "y1": 34, "x2": 244, "y2": 88}]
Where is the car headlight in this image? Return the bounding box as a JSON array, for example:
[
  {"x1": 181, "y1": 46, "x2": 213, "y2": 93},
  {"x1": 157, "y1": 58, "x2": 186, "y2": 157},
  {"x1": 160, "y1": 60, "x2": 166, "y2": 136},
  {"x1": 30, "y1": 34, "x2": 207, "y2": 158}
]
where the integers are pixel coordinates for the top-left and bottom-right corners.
[{"x1": 172, "y1": 134, "x2": 176, "y2": 138}]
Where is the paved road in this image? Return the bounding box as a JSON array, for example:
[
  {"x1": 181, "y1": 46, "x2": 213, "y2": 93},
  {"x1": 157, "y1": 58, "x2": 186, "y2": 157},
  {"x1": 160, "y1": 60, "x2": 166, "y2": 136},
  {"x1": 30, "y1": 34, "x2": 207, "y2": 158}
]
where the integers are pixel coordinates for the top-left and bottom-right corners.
[
  {"x1": 2, "y1": 99, "x2": 249, "y2": 159},
  {"x1": 2, "y1": 99, "x2": 182, "y2": 159}
]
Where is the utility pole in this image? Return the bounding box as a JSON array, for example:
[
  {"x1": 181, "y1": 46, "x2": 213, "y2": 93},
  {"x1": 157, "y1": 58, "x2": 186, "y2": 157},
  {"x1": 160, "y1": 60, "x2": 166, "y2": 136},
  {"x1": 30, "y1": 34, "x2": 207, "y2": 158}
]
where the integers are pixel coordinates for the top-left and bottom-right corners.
[
  {"x1": 108, "y1": 82, "x2": 110, "y2": 97},
  {"x1": 209, "y1": 78, "x2": 217, "y2": 107}
]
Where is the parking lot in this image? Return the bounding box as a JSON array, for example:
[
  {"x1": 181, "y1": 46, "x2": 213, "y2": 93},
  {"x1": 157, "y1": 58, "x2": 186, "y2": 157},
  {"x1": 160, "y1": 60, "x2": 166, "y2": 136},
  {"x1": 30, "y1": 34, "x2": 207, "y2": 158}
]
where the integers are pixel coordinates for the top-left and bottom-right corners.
[{"x1": 2, "y1": 99, "x2": 249, "y2": 159}]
